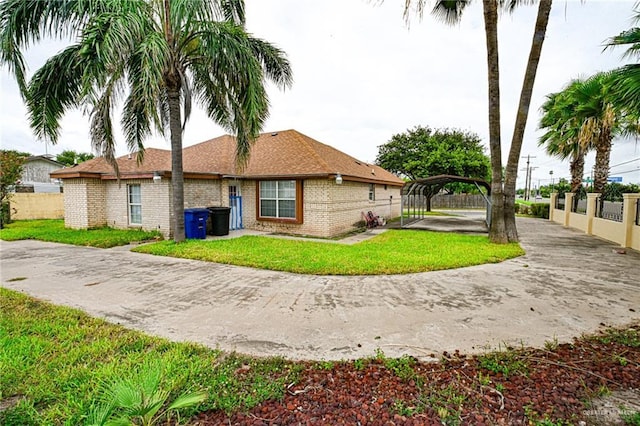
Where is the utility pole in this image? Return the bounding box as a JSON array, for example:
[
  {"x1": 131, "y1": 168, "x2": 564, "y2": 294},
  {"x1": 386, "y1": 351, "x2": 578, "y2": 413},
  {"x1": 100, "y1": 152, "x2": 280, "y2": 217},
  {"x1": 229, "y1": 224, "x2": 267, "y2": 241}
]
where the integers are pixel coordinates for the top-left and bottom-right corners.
[{"x1": 521, "y1": 155, "x2": 536, "y2": 200}]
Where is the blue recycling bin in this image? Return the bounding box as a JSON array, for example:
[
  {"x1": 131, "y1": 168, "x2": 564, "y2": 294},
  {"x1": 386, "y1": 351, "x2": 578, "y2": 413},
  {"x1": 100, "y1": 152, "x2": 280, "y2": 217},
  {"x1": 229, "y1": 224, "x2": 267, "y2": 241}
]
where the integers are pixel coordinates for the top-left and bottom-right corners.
[{"x1": 184, "y1": 208, "x2": 209, "y2": 239}]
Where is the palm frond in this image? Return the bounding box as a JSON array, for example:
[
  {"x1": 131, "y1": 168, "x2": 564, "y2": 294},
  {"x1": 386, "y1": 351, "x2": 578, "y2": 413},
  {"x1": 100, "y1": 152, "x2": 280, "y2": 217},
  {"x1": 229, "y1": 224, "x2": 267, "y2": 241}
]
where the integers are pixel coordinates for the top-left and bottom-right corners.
[
  {"x1": 247, "y1": 37, "x2": 293, "y2": 89},
  {"x1": 431, "y1": 0, "x2": 469, "y2": 25},
  {"x1": 25, "y1": 44, "x2": 85, "y2": 143}
]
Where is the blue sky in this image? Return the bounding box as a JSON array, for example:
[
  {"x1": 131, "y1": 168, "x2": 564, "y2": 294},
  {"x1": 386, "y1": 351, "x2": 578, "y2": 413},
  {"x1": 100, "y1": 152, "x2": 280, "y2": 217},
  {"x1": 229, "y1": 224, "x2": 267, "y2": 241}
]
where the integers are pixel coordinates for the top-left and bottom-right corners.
[{"x1": 1, "y1": 0, "x2": 639, "y2": 187}]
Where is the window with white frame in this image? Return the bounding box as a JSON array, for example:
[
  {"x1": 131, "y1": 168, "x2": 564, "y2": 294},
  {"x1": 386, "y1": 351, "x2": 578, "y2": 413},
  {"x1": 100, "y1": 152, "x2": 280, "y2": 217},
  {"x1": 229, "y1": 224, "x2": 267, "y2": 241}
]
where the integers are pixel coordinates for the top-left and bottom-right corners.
[
  {"x1": 368, "y1": 183, "x2": 375, "y2": 201},
  {"x1": 128, "y1": 184, "x2": 142, "y2": 225},
  {"x1": 259, "y1": 180, "x2": 297, "y2": 219}
]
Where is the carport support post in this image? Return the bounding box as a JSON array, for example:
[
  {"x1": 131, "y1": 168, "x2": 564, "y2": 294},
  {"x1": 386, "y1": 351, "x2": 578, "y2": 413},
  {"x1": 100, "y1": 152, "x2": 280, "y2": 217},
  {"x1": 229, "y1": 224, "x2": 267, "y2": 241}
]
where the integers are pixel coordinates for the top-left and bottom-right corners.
[
  {"x1": 563, "y1": 193, "x2": 574, "y2": 227},
  {"x1": 586, "y1": 193, "x2": 599, "y2": 235},
  {"x1": 623, "y1": 193, "x2": 640, "y2": 248}
]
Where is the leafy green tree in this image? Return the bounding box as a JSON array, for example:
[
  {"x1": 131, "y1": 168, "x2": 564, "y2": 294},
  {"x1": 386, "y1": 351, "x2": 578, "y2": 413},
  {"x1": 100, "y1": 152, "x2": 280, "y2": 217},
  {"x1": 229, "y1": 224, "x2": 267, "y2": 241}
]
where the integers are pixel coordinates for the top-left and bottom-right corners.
[
  {"x1": 376, "y1": 126, "x2": 490, "y2": 181},
  {"x1": 400, "y1": 0, "x2": 553, "y2": 243},
  {"x1": 56, "y1": 150, "x2": 95, "y2": 166},
  {"x1": 0, "y1": 150, "x2": 29, "y2": 228},
  {"x1": 0, "y1": 0, "x2": 292, "y2": 242}
]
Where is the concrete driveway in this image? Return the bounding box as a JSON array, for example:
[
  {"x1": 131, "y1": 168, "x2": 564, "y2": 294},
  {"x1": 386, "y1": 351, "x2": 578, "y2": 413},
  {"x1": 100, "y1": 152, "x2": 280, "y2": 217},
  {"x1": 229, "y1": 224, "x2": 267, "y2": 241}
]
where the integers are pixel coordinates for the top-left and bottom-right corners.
[{"x1": 1, "y1": 218, "x2": 638, "y2": 361}]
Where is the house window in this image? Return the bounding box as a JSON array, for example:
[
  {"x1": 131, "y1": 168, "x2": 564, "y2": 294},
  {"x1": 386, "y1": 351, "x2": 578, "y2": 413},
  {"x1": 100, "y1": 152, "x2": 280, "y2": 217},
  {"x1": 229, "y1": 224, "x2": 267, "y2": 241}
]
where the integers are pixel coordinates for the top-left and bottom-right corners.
[
  {"x1": 258, "y1": 180, "x2": 302, "y2": 222},
  {"x1": 369, "y1": 183, "x2": 375, "y2": 201},
  {"x1": 128, "y1": 184, "x2": 142, "y2": 225}
]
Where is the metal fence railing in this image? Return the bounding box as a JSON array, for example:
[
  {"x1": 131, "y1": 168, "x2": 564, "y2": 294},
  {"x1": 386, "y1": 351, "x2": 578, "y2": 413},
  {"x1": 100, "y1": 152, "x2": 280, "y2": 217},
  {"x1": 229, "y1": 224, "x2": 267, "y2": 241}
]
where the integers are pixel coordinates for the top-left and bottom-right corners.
[
  {"x1": 596, "y1": 196, "x2": 624, "y2": 223},
  {"x1": 571, "y1": 196, "x2": 587, "y2": 215},
  {"x1": 636, "y1": 198, "x2": 640, "y2": 226},
  {"x1": 555, "y1": 195, "x2": 565, "y2": 211}
]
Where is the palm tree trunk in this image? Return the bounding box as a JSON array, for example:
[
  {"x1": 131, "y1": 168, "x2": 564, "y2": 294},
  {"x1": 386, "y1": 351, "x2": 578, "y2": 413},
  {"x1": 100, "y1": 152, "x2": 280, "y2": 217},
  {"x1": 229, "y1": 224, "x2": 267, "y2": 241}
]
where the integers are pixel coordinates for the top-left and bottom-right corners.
[
  {"x1": 483, "y1": 0, "x2": 507, "y2": 243},
  {"x1": 504, "y1": 0, "x2": 552, "y2": 242},
  {"x1": 168, "y1": 83, "x2": 185, "y2": 242},
  {"x1": 569, "y1": 148, "x2": 585, "y2": 193},
  {"x1": 593, "y1": 133, "x2": 612, "y2": 193}
]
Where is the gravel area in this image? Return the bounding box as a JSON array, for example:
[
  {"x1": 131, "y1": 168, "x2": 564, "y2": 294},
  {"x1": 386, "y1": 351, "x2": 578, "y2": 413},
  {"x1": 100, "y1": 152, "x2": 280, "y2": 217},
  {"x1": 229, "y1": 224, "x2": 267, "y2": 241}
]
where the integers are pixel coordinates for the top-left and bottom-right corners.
[{"x1": 192, "y1": 322, "x2": 640, "y2": 425}]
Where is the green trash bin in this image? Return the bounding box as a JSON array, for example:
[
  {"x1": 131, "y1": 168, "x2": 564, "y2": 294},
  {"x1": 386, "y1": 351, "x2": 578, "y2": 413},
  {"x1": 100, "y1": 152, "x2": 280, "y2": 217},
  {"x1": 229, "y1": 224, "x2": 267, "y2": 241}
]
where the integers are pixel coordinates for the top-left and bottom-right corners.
[{"x1": 207, "y1": 207, "x2": 231, "y2": 236}]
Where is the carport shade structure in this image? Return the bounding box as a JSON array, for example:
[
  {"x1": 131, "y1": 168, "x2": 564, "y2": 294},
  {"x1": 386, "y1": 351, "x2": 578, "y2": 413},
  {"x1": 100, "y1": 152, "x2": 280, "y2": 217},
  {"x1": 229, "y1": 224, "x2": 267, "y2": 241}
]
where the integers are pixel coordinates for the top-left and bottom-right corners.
[{"x1": 401, "y1": 175, "x2": 492, "y2": 227}]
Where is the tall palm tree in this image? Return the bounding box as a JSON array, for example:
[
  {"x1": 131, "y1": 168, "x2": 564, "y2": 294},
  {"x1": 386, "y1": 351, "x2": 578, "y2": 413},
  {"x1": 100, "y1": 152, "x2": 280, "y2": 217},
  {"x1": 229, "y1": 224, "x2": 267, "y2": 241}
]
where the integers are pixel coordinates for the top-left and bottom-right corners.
[
  {"x1": 0, "y1": 0, "x2": 292, "y2": 242},
  {"x1": 538, "y1": 84, "x2": 588, "y2": 193},
  {"x1": 540, "y1": 73, "x2": 638, "y2": 194},
  {"x1": 402, "y1": 0, "x2": 553, "y2": 243},
  {"x1": 571, "y1": 73, "x2": 619, "y2": 194}
]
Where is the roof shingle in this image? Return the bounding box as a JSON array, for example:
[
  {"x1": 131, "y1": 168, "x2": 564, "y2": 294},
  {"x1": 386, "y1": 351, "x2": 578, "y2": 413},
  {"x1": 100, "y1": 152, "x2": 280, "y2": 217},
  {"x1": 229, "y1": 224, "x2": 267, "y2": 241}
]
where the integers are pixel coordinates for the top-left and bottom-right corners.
[{"x1": 51, "y1": 130, "x2": 403, "y2": 185}]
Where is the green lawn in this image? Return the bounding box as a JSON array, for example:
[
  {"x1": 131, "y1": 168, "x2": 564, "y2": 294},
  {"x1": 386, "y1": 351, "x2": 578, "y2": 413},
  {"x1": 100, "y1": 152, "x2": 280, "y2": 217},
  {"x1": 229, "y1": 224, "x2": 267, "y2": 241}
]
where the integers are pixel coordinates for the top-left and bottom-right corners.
[
  {"x1": 133, "y1": 230, "x2": 524, "y2": 275},
  {"x1": 0, "y1": 288, "x2": 302, "y2": 425},
  {"x1": 0, "y1": 220, "x2": 162, "y2": 248}
]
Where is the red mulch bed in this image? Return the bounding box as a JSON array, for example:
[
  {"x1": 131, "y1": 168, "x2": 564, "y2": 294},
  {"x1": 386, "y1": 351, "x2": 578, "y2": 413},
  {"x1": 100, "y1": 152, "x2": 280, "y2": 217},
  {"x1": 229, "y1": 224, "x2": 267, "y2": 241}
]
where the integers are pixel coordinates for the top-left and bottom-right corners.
[{"x1": 191, "y1": 326, "x2": 640, "y2": 425}]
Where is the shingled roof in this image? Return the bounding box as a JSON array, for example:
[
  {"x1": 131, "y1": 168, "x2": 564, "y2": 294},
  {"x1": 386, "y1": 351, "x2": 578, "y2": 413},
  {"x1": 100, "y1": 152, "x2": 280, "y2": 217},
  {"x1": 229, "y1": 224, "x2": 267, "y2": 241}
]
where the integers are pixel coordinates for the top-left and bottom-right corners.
[{"x1": 51, "y1": 130, "x2": 404, "y2": 185}]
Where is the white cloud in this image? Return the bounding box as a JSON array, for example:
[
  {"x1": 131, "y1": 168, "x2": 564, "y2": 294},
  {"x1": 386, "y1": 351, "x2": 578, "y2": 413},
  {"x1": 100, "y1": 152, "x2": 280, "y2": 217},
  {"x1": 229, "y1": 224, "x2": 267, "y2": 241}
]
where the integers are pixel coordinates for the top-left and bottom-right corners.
[{"x1": 1, "y1": 0, "x2": 639, "y2": 186}]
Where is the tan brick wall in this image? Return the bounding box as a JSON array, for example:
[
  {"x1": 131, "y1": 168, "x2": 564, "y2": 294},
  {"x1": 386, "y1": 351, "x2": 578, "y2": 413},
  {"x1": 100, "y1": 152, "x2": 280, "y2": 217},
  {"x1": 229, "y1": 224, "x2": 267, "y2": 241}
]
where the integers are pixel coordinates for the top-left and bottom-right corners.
[
  {"x1": 10, "y1": 193, "x2": 64, "y2": 220},
  {"x1": 60, "y1": 177, "x2": 401, "y2": 239},
  {"x1": 243, "y1": 178, "x2": 402, "y2": 238},
  {"x1": 103, "y1": 179, "x2": 172, "y2": 237},
  {"x1": 61, "y1": 178, "x2": 107, "y2": 229},
  {"x1": 184, "y1": 179, "x2": 222, "y2": 208}
]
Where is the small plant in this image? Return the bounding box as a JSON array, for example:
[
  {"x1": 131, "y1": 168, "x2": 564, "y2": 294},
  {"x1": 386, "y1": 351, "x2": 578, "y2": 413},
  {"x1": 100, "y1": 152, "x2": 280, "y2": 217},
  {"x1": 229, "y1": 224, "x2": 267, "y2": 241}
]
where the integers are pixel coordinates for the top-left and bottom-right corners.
[
  {"x1": 477, "y1": 372, "x2": 491, "y2": 387},
  {"x1": 383, "y1": 355, "x2": 418, "y2": 383},
  {"x1": 495, "y1": 383, "x2": 505, "y2": 393},
  {"x1": 392, "y1": 399, "x2": 422, "y2": 417},
  {"x1": 593, "y1": 327, "x2": 640, "y2": 348},
  {"x1": 621, "y1": 410, "x2": 640, "y2": 425},
  {"x1": 614, "y1": 354, "x2": 629, "y2": 366},
  {"x1": 317, "y1": 361, "x2": 335, "y2": 370},
  {"x1": 353, "y1": 359, "x2": 367, "y2": 371},
  {"x1": 477, "y1": 345, "x2": 529, "y2": 378},
  {"x1": 85, "y1": 363, "x2": 206, "y2": 426},
  {"x1": 544, "y1": 336, "x2": 559, "y2": 351},
  {"x1": 523, "y1": 405, "x2": 570, "y2": 426},
  {"x1": 420, "y1": 383, "x2": 466, "y2": 426}
]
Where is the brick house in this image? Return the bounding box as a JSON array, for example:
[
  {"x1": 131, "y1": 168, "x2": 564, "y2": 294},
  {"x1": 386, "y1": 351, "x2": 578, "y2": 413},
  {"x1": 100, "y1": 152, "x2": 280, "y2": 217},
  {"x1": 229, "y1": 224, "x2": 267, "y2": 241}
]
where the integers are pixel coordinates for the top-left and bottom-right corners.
[{"x1": 50, "y1": 130, "x2": 404, "y2": 238}]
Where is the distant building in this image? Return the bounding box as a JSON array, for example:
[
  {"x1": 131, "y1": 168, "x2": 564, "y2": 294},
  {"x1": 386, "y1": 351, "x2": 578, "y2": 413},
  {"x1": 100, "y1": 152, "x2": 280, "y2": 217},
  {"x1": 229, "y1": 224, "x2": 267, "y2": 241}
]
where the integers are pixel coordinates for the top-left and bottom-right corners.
[{"x1": 20, "y1": 155, "x2": 64, "y2": 193}]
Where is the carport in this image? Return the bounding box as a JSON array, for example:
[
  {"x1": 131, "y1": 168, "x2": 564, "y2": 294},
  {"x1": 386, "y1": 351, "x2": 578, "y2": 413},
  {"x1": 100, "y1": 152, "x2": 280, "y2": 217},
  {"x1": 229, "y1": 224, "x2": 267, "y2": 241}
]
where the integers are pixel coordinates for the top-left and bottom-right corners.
[{"x1": 401, "y1": 175, "x2": 492, "y2": 228}]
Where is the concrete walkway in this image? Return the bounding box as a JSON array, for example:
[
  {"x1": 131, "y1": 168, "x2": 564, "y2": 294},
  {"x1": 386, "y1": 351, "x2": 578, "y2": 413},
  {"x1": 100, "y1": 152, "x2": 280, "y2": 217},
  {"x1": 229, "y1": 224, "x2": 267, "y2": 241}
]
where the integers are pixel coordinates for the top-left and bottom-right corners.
[{"x1": 1, "y1": 218, "x2": 638, "y2": 361}]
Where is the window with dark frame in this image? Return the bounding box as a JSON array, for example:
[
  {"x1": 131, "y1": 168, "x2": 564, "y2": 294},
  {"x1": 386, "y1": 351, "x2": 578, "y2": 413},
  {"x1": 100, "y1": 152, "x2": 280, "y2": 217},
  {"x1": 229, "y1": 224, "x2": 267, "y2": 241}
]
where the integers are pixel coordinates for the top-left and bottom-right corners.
[{"x1": 368, "y1": 183, "x2": 375, "y2": 201}]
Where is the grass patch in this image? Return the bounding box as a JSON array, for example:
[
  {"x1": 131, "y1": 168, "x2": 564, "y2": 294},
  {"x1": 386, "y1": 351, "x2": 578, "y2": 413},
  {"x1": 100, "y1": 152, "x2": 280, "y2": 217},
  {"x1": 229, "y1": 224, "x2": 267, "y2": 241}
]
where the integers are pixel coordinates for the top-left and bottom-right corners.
[
  {"x1": 132, "y1": 229, "x2": 524, "y2": 275},
  {"x1": 589, "y1": 326, "x2": 640, "y2": 348},
  {"x1": 477, "y1": 345, "x2": 529, "y2": 378},
  {"x1": 0, "y1": 288, "x2": 302, "y2": 425},
  {"x1": 0, "y1": 220, "x2": 162, "y2": 248}
]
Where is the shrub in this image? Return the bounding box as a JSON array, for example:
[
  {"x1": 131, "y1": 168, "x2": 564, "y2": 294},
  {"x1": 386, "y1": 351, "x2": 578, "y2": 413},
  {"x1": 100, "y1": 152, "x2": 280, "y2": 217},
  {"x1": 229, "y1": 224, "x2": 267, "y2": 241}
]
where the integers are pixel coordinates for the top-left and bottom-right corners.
[{"x1": 530, "y1": 203, "x2": 550, "y2": 219}]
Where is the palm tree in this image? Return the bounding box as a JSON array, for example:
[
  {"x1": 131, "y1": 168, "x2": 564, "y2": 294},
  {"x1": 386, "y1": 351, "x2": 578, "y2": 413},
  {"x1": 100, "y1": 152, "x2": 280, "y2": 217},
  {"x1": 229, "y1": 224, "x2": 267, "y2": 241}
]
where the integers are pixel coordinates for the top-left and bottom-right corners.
[
  {"x1": 538, "y1": 84, "x2": 588, "y2": 193},
  {"x1": 571, "y1": 73, "x2": 619, "y2": 194},
  {"x1": 0, "y1": 0, "x2": 292, "y2": 242},
  {"x1": 540, "y1": 73, "x2": 638, "y2": 194},
  {"x1": 401, "y1": 0, "x2": 553, "y2": 243},
  {"x1": 606, "y1": 11, "x2": 640, "y2": 115}
]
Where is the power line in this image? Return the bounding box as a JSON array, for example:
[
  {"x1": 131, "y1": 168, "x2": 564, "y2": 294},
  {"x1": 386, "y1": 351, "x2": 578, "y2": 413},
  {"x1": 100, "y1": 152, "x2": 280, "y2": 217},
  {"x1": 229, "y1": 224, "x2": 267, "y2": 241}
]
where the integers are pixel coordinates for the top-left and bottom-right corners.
[
  {"x1": 614, "y1": 168, "x2": 640, "y2": 175},
  {"x1": 609, "y1": 157, "x2": 640, "y2": 170}
]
